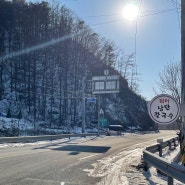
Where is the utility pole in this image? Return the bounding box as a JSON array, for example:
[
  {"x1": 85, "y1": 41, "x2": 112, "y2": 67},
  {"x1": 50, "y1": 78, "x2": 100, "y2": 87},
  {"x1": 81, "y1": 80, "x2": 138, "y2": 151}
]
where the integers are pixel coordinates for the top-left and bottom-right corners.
[
  {"x1": 181, "y1": 0, "x2": 185, "y2": 163},
  {"x1": 82, "y1": 77, "x2": 85, "y2": 133},
  {"x1": 98, "y1": 95, "x2": 100, "y2": 136},
  {"x1": 181, "y1": 0, "x2": 185, "y2": 104}
]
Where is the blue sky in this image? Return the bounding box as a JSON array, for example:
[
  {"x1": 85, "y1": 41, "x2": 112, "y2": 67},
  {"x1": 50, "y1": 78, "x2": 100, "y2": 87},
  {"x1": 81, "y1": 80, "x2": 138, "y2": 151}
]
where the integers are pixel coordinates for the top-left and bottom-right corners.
[
  {"x1": 61, "y1": 0, "x2": 181, "y2": 101},
  {"x1": 30, "y1": 0, "x2": 181, "y2": 101}
]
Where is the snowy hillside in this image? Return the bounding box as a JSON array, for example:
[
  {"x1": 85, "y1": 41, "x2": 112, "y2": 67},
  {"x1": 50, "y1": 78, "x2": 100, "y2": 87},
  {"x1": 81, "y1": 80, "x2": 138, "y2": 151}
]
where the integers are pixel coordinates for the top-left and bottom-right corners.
[{"x1": 0, "y1": 0, "x2": 155, "y2": 136}]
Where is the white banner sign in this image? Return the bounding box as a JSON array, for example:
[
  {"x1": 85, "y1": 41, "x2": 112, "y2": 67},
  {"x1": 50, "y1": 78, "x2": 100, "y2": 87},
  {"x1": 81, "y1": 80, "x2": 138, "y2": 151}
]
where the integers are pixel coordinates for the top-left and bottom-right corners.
[{"x1": 148, "y1": 94, "x2": 180, "y2": 124}]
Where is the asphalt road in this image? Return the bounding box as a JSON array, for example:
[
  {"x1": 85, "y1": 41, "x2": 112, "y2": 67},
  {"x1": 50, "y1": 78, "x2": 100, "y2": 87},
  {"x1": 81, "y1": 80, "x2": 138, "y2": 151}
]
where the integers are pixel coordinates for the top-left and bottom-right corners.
[{"x1": 0, "y1": 131, "x2": 177, "y2": 185}]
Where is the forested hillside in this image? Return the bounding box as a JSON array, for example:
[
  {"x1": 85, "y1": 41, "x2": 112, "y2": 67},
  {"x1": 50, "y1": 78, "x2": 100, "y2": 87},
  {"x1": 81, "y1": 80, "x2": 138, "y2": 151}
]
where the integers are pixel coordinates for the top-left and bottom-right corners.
[{"x1": 0, "y1": 0, "x2": 155, "y2": 135}]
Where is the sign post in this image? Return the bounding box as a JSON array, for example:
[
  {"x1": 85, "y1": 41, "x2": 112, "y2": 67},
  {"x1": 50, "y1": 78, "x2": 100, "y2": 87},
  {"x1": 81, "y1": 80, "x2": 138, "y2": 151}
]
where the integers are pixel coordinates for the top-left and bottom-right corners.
[
  {"x1": 92, "y1": 70, "x2": 120, "y2": 135},
  {"x1": 148, "y1": 94, "x2": 180, "y2": 124}
]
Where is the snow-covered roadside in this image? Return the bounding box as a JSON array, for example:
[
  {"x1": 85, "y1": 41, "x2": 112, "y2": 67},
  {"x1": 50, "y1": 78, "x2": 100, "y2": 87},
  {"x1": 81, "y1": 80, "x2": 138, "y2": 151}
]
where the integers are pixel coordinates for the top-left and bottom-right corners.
[
  {"x1": 84, "y1": 146, "x2": 145, "y2": 185},
  {"x1": 0, "y1": 136, "x2": 97, "y2": 149},
  {"x1": 84, "y1": 138, "x2": 184, "y2": 185}
]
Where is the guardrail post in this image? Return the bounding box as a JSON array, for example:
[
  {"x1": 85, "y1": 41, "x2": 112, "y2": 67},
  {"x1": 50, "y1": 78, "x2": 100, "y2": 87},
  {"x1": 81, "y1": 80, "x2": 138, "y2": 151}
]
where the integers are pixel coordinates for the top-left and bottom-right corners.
[
  {"x1": 157, "y1": 139, "x2": 163, "y2": 174},
  {"x1": 157, "y1": 138, "x2": 163, "y2": 157},
  {"x1": 169, "y1": 140, "x2": 174, "y2": 151},
  {"x1": 159, "y1": 144, "x2": 162, "y2": 157},
  {"x1": 168, "y1": 176, "x2": 173, "y2": 185},
  {"x1": 143, "y1": 161, "x2": 149, "y2": 171}
]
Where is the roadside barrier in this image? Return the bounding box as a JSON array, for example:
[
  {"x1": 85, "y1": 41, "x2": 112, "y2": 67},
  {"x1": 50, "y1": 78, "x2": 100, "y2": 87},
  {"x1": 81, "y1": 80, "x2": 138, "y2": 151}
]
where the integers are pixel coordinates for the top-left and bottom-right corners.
[
  {"x1": 0, "y1": 133, "x2": 105, "y2": 144},
  {"x1": 143, "y1": 137, "x2": 185, "y2": 185}
]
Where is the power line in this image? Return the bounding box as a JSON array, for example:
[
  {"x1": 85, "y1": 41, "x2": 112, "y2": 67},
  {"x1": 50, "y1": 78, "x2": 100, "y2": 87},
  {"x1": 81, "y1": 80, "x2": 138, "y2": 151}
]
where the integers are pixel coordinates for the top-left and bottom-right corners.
[
  {"x1": 89, "y1": 8, "x2": 179, "y2": 27},
  {"x1": 81, "y1": 8, "x2": 179, "y2": 20},
  {"x1": 174, "y1": 0, "x2": 181, "y2": 28}
]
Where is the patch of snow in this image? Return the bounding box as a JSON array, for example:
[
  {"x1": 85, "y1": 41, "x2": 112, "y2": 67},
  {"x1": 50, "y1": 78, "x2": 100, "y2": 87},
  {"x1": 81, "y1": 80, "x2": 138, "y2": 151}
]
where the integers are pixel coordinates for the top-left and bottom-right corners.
[
  {"x1": 84, "y1": 138, "x2": 184, "y2": 185},
  {"x1": 0, "y1": 136, "x2": 98, "y2": 149}
]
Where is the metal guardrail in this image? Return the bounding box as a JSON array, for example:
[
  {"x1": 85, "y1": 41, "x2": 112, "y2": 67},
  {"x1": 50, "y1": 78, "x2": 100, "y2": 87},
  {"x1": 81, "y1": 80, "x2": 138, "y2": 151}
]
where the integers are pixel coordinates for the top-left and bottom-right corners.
[
  {"x1": 143, "y1": 137, "x2": 185, "y2": 185},
  {"x1": 143, "y1": 150, "x2": 185, "y2": 184},
  {"x1": 0, "y1": 133, "x2": 104, "y2": 144},
  {"x1": 145, "y1": 137, "x2": 178, "y2": 154}
]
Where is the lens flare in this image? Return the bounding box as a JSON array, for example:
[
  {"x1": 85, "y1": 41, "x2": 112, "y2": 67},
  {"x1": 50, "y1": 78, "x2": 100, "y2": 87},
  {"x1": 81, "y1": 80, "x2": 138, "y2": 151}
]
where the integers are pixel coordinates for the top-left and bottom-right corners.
[
  {"x1": 0, "y1": 34, "x2": 72, "y2": 61},
  {"x1": 123, "y1": 3, "x2": 139, "y2": 20}
]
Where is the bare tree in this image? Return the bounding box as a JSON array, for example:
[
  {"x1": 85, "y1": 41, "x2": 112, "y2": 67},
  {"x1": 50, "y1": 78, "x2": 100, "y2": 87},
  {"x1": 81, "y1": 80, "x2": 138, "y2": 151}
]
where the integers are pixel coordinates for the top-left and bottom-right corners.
[
  {"x1": 116, "y1": 52, "x2": 140, "y2": 92},
  {"x1": 156, "y1": 61, "x2": 181, "y2": 102}
]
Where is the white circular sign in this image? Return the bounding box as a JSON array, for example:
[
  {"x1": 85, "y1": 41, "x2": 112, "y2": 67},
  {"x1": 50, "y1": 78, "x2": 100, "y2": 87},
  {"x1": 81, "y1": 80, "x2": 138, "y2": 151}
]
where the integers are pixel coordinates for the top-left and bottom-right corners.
[{"x1": 148, "y1": 94, "x2": 180, "y2": 124}]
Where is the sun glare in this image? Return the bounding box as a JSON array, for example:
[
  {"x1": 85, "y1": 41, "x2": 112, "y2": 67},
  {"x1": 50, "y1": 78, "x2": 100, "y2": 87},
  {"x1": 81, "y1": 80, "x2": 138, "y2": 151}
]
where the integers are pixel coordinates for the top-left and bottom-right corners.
[{"x1": 123, "y1": 3, "x2": 139, "y2": 20}]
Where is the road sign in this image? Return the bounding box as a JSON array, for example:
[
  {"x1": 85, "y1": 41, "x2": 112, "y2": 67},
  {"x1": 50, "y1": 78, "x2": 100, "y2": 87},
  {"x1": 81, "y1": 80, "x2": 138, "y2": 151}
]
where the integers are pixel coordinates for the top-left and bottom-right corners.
[
  {"x1": 92, "y1": 75, "x2": 119, "y2": 94},
  {"x1": 100, "y1": 118, "x2": 108, "y2": 127},
  {"x1": 86, "y1": 97, "x2": 96, "y2": 103},
  {"x1": 148, "y1": 94, "x2": 180, "y2": 124},
  {"x1": 99, "y1": 108, "x2": 104, "y2": 115}
]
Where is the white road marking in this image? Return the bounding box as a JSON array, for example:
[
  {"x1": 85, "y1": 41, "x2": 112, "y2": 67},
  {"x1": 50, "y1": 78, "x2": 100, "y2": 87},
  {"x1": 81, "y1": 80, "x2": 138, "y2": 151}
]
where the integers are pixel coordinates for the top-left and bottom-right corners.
[
  {"x1": 61, "y1": 182, "x2": 65, "y2": 185},
  {"x1": 25, "y1": 178, "x2": 60, "y2": 183},
  {"x1": 79, "y1": 154, "x2": 99, "y2": 160}
]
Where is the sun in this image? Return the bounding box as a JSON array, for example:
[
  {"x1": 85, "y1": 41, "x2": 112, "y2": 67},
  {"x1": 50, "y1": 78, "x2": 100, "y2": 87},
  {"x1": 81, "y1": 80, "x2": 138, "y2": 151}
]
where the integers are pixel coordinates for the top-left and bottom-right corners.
[{"x1": 123, "y1": 3, "x2": 139, "y2": 20}]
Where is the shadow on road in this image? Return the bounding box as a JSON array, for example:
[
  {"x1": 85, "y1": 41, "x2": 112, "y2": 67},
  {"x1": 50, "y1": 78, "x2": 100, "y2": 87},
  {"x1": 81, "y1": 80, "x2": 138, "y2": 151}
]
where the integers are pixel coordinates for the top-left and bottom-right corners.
[
  {"x1": 53, "y1": 145, "x2": 111, "y2": 154},
  {"x1": 33, "y1": 144, "x2": 111, "y2": 155}
]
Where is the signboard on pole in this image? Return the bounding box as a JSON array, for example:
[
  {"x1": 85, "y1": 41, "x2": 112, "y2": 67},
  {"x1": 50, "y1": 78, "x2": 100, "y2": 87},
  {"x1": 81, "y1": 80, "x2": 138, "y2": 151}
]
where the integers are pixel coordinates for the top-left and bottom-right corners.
[
  {"x1": 86, "y1": 97, "x2": 96, "y2": 103},
  {"x1": 92, "y1": 75, "x2": 119, "y2": 94},
  {"x1": 100, "y1": 118, "x2": 108, "y2": 127},
  {"x1": 148, "y1": 94, "x2": 180, "y2": 124}
]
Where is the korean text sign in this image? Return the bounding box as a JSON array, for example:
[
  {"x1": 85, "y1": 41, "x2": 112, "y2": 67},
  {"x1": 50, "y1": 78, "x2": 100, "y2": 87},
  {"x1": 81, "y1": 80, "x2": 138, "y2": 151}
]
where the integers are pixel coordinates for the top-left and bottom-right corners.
[{"x1": 148, "y1": 94, "x2": 180, "y2": 124}]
